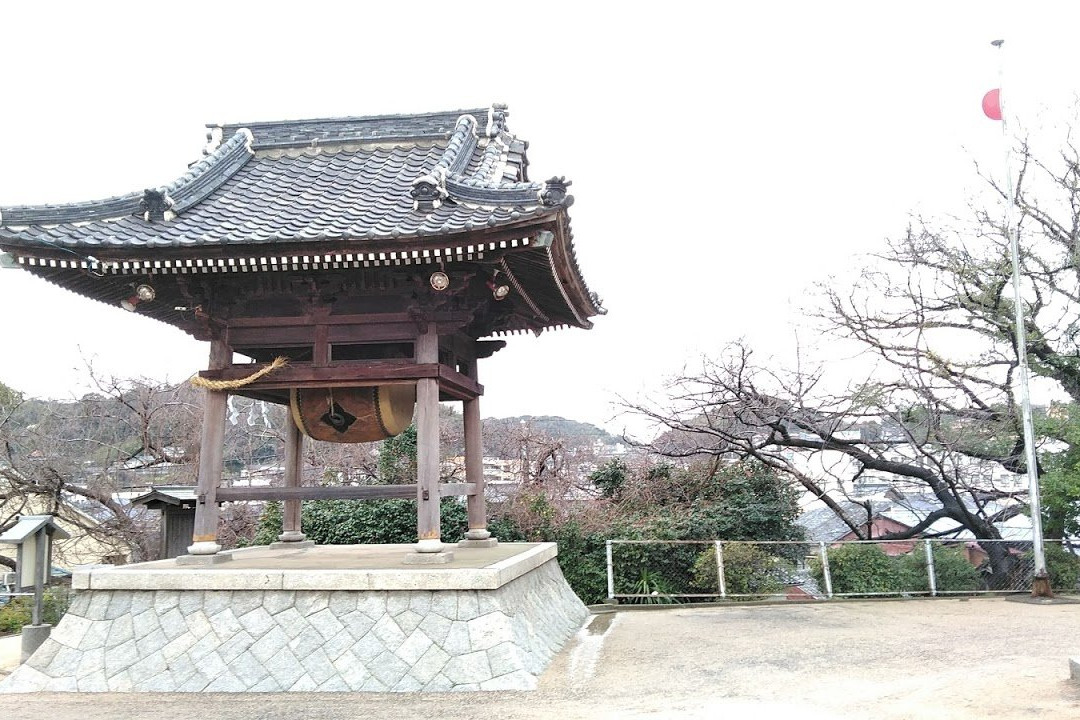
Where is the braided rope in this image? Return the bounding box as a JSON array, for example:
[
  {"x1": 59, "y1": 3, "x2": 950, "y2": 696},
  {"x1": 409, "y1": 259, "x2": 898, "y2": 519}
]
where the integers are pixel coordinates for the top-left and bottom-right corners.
[{"x1": 190, "y1": 356, "x2": 288, "y2": 390}]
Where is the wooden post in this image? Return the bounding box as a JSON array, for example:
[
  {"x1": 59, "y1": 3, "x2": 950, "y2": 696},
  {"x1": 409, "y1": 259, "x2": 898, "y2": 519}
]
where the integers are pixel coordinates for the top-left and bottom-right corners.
[
  {"x1": 413, "y1": 324, "x2": 445, "y2": 556},
  {"x1": 187, "y1": 339, "x2": 231, "y2": 556},
  {"x1": 460, "y1": 358, "x2": 495, "y2": 547},
  {"x1": 278, "y1": 419, "x2": 307, "y2": 543}
]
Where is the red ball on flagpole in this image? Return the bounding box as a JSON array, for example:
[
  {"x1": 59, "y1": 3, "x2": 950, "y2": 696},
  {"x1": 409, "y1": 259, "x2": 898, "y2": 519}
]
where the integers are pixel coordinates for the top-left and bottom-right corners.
[{"x1": 982, "y1": 88, "x2": 1002, "y2": 121}]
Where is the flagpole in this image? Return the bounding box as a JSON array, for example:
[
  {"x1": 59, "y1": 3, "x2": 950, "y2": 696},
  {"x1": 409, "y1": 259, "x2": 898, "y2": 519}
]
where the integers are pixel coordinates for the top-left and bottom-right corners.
[{"x1": 991, "y1": 38, "x2": 1051, "y2": 597}]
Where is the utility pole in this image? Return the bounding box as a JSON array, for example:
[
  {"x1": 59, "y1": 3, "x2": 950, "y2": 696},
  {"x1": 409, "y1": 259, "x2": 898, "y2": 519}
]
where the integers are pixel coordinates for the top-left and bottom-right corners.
[{"x1": 991, "y1": 38, "x2": 1051, "y2": 597}]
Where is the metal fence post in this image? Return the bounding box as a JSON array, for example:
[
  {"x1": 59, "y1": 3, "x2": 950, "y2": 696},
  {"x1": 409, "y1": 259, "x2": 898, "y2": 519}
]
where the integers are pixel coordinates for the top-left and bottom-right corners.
[
  {"x1": 924, "y1": 539, "x2": 937, "y2": 597},
  {"x1": 605, "y1": 540, "x2": 615, "y2": 602},
  {"x1": 819, "y1": 541, "x2": 833, "y2": 599},
  {"x1": 714, "y1": 541, "x2": 727, "y2": 598}
]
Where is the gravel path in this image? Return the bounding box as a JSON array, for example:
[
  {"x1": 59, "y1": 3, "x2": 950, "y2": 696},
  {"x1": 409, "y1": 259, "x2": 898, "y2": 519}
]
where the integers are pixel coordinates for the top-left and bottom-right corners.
[{"x1": 3, "y1": 597, "x2": 1079, "y2": 719}]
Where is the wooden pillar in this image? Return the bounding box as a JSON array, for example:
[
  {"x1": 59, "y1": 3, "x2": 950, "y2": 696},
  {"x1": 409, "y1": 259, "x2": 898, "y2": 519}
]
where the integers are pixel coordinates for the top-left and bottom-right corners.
[
  {"x1": 461, "y1": 358, "x2": 494, "y2": 544},
  {"x1": 188, "y1": 339, "x2": 230, "y2": 555},
  {"x1": 414, "y1": 325, "x2": 443, "y2": 553},
  {"x1": 278, "y1": 419, "x2": 306, "y2": 543}
]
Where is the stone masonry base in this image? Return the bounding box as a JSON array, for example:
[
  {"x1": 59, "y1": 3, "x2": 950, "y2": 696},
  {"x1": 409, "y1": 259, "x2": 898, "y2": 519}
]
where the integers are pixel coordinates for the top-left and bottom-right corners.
[{"x1": 0, "y1": 558, "x2": 587, "y2": 692}]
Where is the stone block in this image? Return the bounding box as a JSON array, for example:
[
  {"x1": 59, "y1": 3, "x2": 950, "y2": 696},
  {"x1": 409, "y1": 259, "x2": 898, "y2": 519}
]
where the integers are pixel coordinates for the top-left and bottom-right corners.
[
  {"x1": 105, "y1": 592, "x2": 132, "y2": 620},
  {"x1": 227, "y1": 649, "x2": 271, "y2": 687},
  {"x1": 396, "y1": 609, "x2": 423, "y2": 634},
  {"x1": 369, "y1": 650, "x2": 410, "y2": 688},
  {"x1": 77, "y1": 670, "x2": 110, "y2": 692},
  {"x1": 480, "y1": 669, "x2": 537, "y2": 691},
  {"x1": 231, "y1": 591, "x2": 265, "y2": 617},
  {"x1": 487, "y1": 641, "x2": 526, "y2": 677},
  {"x1": 238, "y1": 606, "x2": 275, "y2": 639},
  {"x1": 250, "y1": 625, "x2": 289, "y2": 663},
  {"x1": 50, "y1": 614, "x2": 92, "y2": 649},
  {"x1": 104, "y1": 639, "x2": 139, "y2": 677},
  {"x1": 128, "y1": 651, "x2": 167, "y2": 688},
  {"x1": 300, "y1": 649, "x2": 337, "y2": 685},
  {"x1": 352, "y1": 629, "x2": 389, "y2": 661},
  {"x1": 443, "y1": 650, "x2": 492, "y2": 685},
  {"x1": 131, "y1": 610, "x2": 159, "y2": 640},
  {"x1": 289, "y1": 673, "x2": 319, "y2": 691},
  {"x1": 418, "y1": 612, "x2": 452, "y2": 645},
  {"x1": 393, "y1": 674, "x2": 423, "y2": 692},
  {"x1": 308, "y1": 608, "x2": 346, "y2": 641},
  {"x1": 205, "y1": 670, "x2": 249, "y2": 692},
  {"x1": 328, "y1": 591, "x2": 358, "y2": 616},
  {"x1": 371, "y1": 615, "x2": 406, "y2": 651},
  {"x1": 289, "y1": 627, "x2": 327, "y2": 659},
  {"x1": 75, "y1": 647, "x2": 105, "y2": 678},
  {"x1": 208, "y1": 608, "x2": 243, "y2": 640},
  {"x1": 249, "y1": 675, "x2": 283, "y2": 692},
  {"x1": 468, "y1": 612, "x2": 512, "y2": 651},
  {"x1": 442, "y1": 621, "x2": 472, "y2": 656},
  {"x1": 409, "y1": 644, "x2": 450, "y2": 685},
  {"x1": 202, "y1": 590, "x2": 233, "y2": 617},
  {"x1": 332, "y1": 651, "x2": 370, "y2": 690},
  {"x1": 430, "y1": 592, "x2": 457, "y2": 620},
  {"x1": 218, "y1": 630, "x2": 257, "y2": 664},
  {"x1": 108, "y1": 669, "x2": 134, "y2": 692},
  {"x1": 85, "y1": 591, "x2": 111, "y2": 620},
  {"x1": 24, "y1": 637, "x2": 61, "y2": 671},
  {"x1": 264, "y1": 647, "x2": 304, "y2": 689},
  {"x1": 274, "y1": 606, "x2": 306, "y2": 638},
  {"x1": 386, "y1": 593, "x2": 409, "y2": 617},
  {"x1": 136, "y1": 628, "x2": 168, "y2": 658},
  {"x1": 294, "y1": 592, "x2": 329, "y2": 617},
  {"x1": 423, "y1": 673, "x2": 454, "y2": 692},
  {"x1": 339, "y1": 610, "x2": 375, "y2": 640},
  {"x1": 152, "y1": 590, "x2": 181, "y2": 612},
  {"x1": 316, "y1": 675, "x2": 351, "y2": 692},
  {"x1": 177, "y1": 590, "x2": 205, "y2": 616},
  {"x1": 161, "y1": 632, "x2": 198, "y2": 661},
  {"x1": 409, "y1": 591, "x2": 433, "y2": 615},
  {"x1": 357, "y1": 592, "x2": 389, "y2": 620},
  {"x1": 176, "y1": 671, "x2": 211, "y2": 692},
  {"x1": 397, "y1": 628, "x2": 434, "y2": 665},
  {"x1": 321, "y1": 628, "x2": 358, "y2": 662},
  {"x1": 159, "y1": 608, "x2": 187, "y2": 640},
  {"x1": 457, "y1": 592, "x2": 480, "y2": 621}
]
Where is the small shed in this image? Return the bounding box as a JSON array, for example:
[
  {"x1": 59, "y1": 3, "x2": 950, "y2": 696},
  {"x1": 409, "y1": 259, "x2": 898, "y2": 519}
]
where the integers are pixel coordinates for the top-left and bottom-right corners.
[{"x1": 131, "y1": 487, "x2": 197, "y2": 559}]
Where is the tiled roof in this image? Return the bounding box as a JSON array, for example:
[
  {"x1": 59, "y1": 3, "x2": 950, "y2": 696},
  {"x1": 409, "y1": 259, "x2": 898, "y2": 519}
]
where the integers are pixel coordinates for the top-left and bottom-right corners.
[
  {"x1": 0, "y1": 108, "x2": 570, "y2": 249},
  {"x1": 0, "y1": 104, "x2": 604, "y2": 332}
]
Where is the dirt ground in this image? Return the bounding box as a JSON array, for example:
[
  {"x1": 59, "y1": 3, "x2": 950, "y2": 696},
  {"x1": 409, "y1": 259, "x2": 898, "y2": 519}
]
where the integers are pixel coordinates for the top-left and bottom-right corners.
[{"x1": 3, "y1": 597, "x2": 1079, "y2": 719}]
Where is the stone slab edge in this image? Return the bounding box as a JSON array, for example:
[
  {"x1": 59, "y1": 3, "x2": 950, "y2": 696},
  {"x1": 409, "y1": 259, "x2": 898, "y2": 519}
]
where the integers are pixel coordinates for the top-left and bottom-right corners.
[{"x1": 75, "y1": 543, "x2": 558, "y2": 592}]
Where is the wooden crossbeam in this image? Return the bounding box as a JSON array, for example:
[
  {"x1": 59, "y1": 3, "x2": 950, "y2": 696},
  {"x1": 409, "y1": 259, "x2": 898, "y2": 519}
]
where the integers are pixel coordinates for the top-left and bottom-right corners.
[{"x1": 214, "y1": 482, "x2": 476, "y2": 503}]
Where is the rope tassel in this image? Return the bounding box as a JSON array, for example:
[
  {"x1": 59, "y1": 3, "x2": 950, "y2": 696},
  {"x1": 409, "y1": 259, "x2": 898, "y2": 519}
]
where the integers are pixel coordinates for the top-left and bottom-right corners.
[{"x1": 190, "y1": 356, "x2": 288, "y2": 390}]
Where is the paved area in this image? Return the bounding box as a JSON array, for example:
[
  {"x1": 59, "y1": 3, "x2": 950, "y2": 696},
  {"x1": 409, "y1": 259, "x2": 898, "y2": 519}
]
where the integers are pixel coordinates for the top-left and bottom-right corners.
[{"x1": 2, "y1": 597, "x2": 1079, "y2": 718}]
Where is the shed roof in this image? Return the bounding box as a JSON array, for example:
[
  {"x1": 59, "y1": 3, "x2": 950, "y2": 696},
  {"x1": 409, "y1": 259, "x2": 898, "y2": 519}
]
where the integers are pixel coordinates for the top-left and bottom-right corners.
[{"x1": 0, "y1": 514, "x2": 71, "y2": 543}]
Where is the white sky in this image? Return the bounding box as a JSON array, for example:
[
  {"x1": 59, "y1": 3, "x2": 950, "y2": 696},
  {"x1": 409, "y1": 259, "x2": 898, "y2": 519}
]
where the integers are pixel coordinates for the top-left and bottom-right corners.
[{"x1": 1, "y1": 2, "x2": 1079, "y2": 435}]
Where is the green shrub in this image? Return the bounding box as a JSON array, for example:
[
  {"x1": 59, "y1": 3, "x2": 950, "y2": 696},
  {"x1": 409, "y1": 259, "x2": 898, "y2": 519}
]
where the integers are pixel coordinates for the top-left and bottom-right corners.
[
  {"x1": 690, "y1": 543, "x2": 788, "y2": 599},
  {"x1": 0, "y1": 587, "x2": 71, "y2": 634},
  {"x1": 896, "y1": 545, "x2": 981, "y2": 593},
  {"x1": 251, "y1": 498, "x2": 469, "y2": 546},
  {"x1": 812, "y1": 544, "x2": 901, "y2": 595},
  {"x1": 1044, "y1": 544, "x2": 1080, "y2": 590}
]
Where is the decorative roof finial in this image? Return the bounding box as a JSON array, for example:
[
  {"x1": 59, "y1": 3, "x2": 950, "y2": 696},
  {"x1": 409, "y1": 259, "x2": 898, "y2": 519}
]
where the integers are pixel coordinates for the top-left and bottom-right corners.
[
  {"x1": 539, "y1": 176, "x2": 573, "y2": 207},
  {"x1": 410, "y1": 169, "x2": 449, "y2": 212},
  {"x1": 140, "y1": 189, "x2": 174, "y2": 222},
  {"x1": 487, "y1": 103, "x2": 509, "y2": 138}
]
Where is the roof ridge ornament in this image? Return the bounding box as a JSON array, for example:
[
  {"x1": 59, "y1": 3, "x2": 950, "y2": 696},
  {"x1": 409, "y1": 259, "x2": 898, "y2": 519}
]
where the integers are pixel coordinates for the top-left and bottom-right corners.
[
  {"x1": 411, "y1": 167, "x2": 448, "y2": 212},
  {"x1": 539, "y1": 177, "x2": 573, "y2": 208},
  {"x1": 486, "y1": 103, "x2": 509, "y2": 138},
  {"x1": 140, "y1": 189, "x2": 175, "y2": 223}
]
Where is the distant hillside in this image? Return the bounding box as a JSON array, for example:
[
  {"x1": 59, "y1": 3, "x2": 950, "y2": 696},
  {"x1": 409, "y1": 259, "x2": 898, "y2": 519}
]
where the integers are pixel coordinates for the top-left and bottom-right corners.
[{"x1": 484, "y1": 415, "x2": 620, "y2": 445}]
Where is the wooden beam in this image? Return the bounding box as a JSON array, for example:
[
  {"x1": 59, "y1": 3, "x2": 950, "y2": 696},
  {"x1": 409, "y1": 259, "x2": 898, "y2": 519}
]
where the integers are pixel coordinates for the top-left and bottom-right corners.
[
  {"x1": 217, "y1": 485, "x2": 418, "y2": 502},
  {"x1": 439, "y1": 483, "x2": 477, "y2": 497},
  {"x1": 198, "y1": 362, "x2": 483, "y2": 399}
]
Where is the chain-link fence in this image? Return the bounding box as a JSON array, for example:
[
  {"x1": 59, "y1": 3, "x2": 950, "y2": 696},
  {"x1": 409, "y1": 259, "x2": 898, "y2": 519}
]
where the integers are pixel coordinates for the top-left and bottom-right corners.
[{"x1": 605, "y1": 538, "x2": 1079, "y2": 602}]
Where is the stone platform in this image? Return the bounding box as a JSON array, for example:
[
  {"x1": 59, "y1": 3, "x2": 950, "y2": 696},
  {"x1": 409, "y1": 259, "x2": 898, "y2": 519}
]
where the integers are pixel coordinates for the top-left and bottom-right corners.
[{"x1": 0, "y1": 543, "x2": 588, "y2": 693}]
